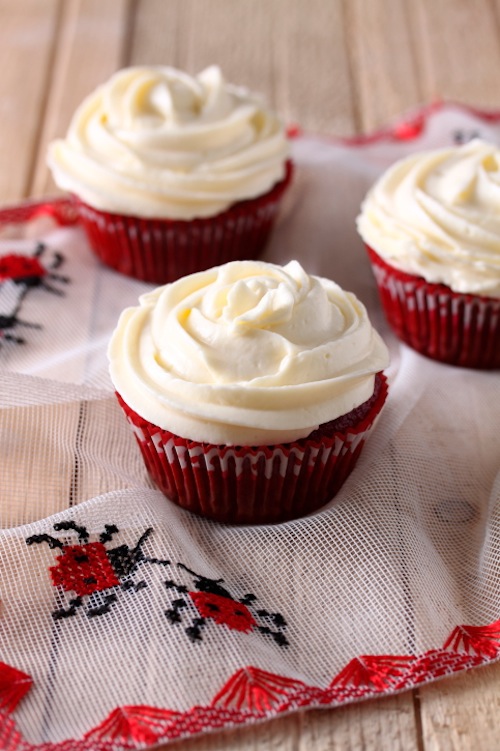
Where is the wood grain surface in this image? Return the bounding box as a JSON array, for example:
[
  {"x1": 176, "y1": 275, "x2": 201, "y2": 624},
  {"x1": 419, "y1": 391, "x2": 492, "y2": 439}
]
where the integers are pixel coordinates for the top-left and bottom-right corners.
[{"x1": 1, "y1": 1, "x2": 500, "y2": 749}]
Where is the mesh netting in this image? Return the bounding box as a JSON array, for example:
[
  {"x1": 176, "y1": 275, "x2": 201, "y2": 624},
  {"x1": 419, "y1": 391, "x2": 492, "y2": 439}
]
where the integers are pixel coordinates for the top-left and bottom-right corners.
[{"x1": 0, "y1": 105, "x2": 499, "y2": 749}]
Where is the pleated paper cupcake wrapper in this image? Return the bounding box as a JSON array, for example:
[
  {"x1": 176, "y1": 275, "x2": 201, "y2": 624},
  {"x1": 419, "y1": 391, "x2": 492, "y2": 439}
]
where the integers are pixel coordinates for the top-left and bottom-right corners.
[
  {"x1": 116, "y1": 375, "x2": 388, "y2": 525},
  {"x1": 74, "y1": 161, "x2": 293, "y2": 285},
  {"x1": 366, "y1": 246, "x2": 500, "y2": 369}
]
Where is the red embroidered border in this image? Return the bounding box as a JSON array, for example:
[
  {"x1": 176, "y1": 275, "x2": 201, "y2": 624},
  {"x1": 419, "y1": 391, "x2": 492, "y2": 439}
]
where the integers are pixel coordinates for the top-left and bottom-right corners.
[
  {"x1": 1, "y1": 617, "x2": 500, "y2": 750},
  {"x1": 0, "y1": 663, "x2": 32, "y2": 713}
]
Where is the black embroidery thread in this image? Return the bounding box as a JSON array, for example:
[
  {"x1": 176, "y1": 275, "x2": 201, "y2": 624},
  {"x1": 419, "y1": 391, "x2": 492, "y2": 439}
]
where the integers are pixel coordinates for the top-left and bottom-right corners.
[
  {"x1": 452, "y1": 128, "x2": 481, "y2": 144},
  {"x1": 26, "y1": 523, "x2": 170, "y2": 619},
  {"x1": 25, "y1": 523, "x2": 289, "y2": 647},
  {"x1": 164, "y1": 564, "x2": 289, "y2": 647},
  {"x1": 0, "y1": 242, "x2": 69, "y2": 346}
]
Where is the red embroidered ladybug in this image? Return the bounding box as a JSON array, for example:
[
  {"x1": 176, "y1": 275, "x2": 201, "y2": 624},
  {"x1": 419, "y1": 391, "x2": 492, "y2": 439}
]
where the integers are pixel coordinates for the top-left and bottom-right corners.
[
  {"x1": 0, "y1": 242, "x2": 69, "y2": 346},
  {"x1": 189, "y1": 591, "x2": 256, "y2": 633},
  {"x1": 0, "y1": 243, "x2": 68, "y2": 292},
  {"x1": 164, "y1": 564, "x2": 288, "y2": 647},
  {"x1": 0, "y1": 254, "x2": 46, "y2": 284},
  {"x1": 26, "y1": 521, "x2": 170, "y2": 619},
  {"x1": 26, "y1": 522, "x2": 289, "y2": 648}
]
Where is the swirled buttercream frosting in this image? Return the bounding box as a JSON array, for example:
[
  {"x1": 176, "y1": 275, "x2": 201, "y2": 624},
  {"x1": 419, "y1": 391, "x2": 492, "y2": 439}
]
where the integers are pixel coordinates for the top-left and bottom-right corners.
[
  {"x1": 48, "y1": 65, "x2": 289, "y2": 220},
  {"x1": 357, "y1": 139, "x2": 500, "y2": 298},
  {"x1": 108, "y1": 260, "x2": 389, "y2": 445}
]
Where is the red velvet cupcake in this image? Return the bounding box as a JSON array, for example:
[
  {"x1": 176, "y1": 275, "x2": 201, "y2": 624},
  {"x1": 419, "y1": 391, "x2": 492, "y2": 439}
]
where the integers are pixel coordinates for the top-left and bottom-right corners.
[
  {"x1": 72, "y1": 162, "x2": 292, "y2": 284},
  {"x1": 365, "y1": 247, "x2": 499, "y2": 368},
  {"x1": 357, "y1": 139, "x2": 500, "y2": 369},
  {"x1": 108, "y1": 260, "x2": 390, "y2": 525},
  {"x1": 48, "y1": 66, "x2": 292, "y2": 284},
  {"x1": 116, "y1": 374, "x2": 387, "y2": 525}
]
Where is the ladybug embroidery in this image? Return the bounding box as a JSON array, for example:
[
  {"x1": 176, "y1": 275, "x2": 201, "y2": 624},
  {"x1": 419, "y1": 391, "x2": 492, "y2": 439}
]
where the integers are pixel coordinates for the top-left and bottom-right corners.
[
  {"x1": 0, "y1": 242, "x2": 68, "y2": 291},
  {"x1": 0, "y1": 317, "x2": 29, "y2": 344},
  {"x1": 164, "y1": 564, "x2": 288, "y2": 647},
  {"x1": 26, "y1": 521, "x2": 170, "y2": 619},
  {"x1": 0, "y1": 279, "x2": 40, "y2": 344},
  {"x1": 452, "y1": 128, "x2": 481, "y2": 144},
  {"x1": 26, "y1": 522, "x2": 291, "y2": 649},
  {"x1": 0, "y1": 242, "x2": 69, "y2": 346}
]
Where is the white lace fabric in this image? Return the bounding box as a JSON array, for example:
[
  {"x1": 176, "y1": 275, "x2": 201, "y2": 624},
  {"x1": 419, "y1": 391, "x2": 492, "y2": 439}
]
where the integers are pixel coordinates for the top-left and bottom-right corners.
[{"x1": 0, "y1": 104, "x2": 499, "y2": 749}]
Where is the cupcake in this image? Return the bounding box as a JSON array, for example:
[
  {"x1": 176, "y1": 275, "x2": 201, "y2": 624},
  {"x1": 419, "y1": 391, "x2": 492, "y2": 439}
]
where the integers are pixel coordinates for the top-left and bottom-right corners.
[
  {"x1": 357, "y1": 139, "x2": 500, "y2": 369},
  {"x1": 48, "y1": 66, "x2": 292, "y2": 284},
  {"x1": 108, "y1": 260, "x2": 389, "y2": 524}
]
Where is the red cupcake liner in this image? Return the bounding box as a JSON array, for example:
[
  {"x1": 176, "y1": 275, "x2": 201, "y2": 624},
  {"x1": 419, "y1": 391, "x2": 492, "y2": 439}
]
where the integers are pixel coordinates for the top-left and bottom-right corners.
[
  {"x1": 74, "y1": 161, "x2": 293, "y2": 284},
  {"x1": 115, "y1": 373, "x2": 388, "y2": 525},
  {"x1": 366, "y1": 246, "x2": 500, "y2": 369}
]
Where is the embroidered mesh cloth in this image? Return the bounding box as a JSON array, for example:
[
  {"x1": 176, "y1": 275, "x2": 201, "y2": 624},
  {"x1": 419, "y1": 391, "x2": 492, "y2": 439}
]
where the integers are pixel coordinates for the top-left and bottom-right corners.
[{"x1": 0, "y1": 104, "x2": 499, "y2": 750}]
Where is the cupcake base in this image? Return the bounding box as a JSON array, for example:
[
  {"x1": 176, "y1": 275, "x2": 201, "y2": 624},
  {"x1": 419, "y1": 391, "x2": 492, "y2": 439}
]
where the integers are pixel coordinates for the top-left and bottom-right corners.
[
  {"x1": 116, "y1": 373, "x2": 388, "y2": 525},
  {"x1": 366, "y1": 246, "x2": 500, "y2": 369},
  {"x1": 74, "y1": 161, "x2": 293, "y2": 285}
]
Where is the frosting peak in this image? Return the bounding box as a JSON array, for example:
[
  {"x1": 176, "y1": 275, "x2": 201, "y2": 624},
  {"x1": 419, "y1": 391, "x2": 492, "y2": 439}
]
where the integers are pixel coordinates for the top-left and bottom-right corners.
[
  {"x1": 108, "y1": 261, "x2": 389, "y2": 445},
  {"x1": 201, "y1": 260, "x2": 309, "y2": 330},
  {"x1": 48, "y1": 65, "x2": 289, "y2": 219},
  {"x1": 357, "y1": 139, "x2": 500, "y2": 298}
]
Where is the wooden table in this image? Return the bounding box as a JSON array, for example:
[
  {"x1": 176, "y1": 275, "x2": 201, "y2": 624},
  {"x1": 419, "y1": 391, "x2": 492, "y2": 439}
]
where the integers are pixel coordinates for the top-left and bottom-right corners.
[{"x1": 1, "y1": 1, "x2": 500, "y2": 749}]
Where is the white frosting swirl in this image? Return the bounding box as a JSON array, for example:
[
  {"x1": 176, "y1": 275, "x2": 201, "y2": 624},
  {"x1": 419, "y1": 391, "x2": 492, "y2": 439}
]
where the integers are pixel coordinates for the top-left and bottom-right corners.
[
  {"x1": 357, "y1": 139, "x2": 500, "y2": 298},
  {"x1": 48, "y1": 65, "x2": 289, "y2": 220},
  {"x1": 108, "y1": 260, "x2": 389, "y2": 445}
]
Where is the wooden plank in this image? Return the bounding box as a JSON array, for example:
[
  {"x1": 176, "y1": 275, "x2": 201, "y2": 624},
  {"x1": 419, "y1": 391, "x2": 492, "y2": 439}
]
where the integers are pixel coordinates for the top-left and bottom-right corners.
[
  {"x1": 419, "y1": 663, "x2": 500, "y2": 750},
  {"x1": 0, "y1": 401, "x2": 83, "y2": 527},
  {"x1": 144, "y1": 0, "x2": 279, "y2": 119},
  {"x1": 0, "y1": 0, "x2": 61, "y2": 203},
  {"x1": 343, "y1": 0, "x2": 423, "y2": 133},
  {"x1": 128, "y1": 0, "x2": 184, "y2": 66},
  {"x1": 0, "y1": 0, "x2": 132, "y2": 546},
  {"x1": 270, "y1": 0, "x2": 356, "y2": 135},
  {"x1": 409, "y1": 0, "x2": 500, "y2": 111},
  {"x1": 30, "y1": 0, "x2": 131, "y2": 199},
  {"x1": 346, "y1": 0, "x2": 500, "y2": 134},
  {"x1": 298, "y1": 696, "x2": 420, "y2": 751},
  {"x1": 155, "y1": 714, "x2": 300, "y2": 751},
  {"x1": 129, "y1": 0, "x2": 355, "y2": 135},
  {"x1": 153, "y1": 692, "x2": 420, "y2": 751},
  {"x1": 129, "y1": 0, "x2": 276, "y2": 94},
  {"x1": 177, "y1": 0, "x2": 277, "y2": 95}
]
